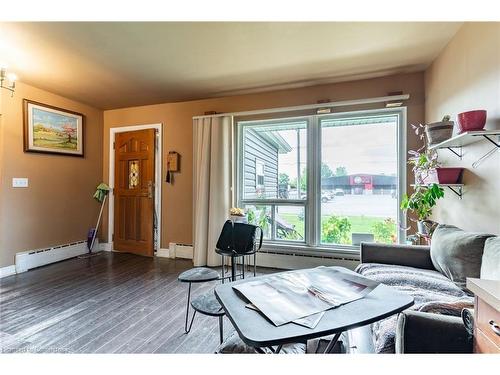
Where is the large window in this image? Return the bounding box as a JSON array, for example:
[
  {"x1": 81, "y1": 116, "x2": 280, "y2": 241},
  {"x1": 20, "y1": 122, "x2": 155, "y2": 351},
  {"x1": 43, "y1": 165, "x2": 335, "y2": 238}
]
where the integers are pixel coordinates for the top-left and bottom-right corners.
[{"x1": 237, "y1": 108, "x2": 405, "y2": 252}]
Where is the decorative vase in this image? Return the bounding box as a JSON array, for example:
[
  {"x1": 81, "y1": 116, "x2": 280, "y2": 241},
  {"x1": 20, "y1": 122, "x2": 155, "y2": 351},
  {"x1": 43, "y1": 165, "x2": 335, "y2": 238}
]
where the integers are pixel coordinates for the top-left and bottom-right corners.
[
  {"x1": 417, "y1": 220, "x2": 438, "y2": 236},
  {"x1": 425, "y1": 121, "x2": 454, "y2": 146},
  {"x1": 230, "y1": 214, "x2": 248, "y2": 224},
  {"x1": 457, "y1": 110, "x2": 487, "y2": 133}
]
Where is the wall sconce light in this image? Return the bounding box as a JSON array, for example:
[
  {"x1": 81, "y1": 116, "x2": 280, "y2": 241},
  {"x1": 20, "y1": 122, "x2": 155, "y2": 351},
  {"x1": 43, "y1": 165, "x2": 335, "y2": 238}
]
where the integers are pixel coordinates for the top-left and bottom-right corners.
[{"x1": 0, "y1": 65, "x2": 17, "y2": 96}]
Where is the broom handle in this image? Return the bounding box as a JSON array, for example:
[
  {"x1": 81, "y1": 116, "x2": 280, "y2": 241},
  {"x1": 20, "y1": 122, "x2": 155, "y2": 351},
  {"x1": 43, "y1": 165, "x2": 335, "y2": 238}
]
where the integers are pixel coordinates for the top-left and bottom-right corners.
[{"x1": 90, "y1": 194, "x2": 107, "y2": 252}]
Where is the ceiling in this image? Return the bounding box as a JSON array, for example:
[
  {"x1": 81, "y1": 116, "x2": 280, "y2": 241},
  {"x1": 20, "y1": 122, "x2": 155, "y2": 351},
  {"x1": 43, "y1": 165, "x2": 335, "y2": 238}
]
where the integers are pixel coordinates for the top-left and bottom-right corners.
[{"x1": 0, "y1": 22, "x2": 462, "y2": 109}]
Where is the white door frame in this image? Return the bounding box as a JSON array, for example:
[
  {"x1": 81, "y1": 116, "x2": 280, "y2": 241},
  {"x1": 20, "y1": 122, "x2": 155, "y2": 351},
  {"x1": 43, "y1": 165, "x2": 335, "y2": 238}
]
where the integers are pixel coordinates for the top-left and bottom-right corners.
[{"x1": 108, "y1": 123, "x2": 163, "y2": 252}]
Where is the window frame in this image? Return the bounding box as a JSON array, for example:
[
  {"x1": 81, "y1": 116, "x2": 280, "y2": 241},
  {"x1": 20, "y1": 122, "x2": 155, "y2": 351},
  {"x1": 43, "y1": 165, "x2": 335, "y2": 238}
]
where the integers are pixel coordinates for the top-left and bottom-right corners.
[{"x1": 235, "y1": 107, "x2": 407, "y2": 253}]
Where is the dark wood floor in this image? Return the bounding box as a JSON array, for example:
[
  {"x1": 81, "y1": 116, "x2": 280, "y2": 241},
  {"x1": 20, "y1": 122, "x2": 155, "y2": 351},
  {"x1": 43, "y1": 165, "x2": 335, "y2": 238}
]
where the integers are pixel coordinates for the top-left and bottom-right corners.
[{"x1": 0, "y1": 253, "x2": 276, "y2": 353}]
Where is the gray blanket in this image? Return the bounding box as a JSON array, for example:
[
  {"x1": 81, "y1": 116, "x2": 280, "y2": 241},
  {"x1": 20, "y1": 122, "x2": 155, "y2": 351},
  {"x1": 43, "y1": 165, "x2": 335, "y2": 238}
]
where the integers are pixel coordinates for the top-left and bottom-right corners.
[{"x1": 356, "y1": 263, "x2": 474, "y2": 353}]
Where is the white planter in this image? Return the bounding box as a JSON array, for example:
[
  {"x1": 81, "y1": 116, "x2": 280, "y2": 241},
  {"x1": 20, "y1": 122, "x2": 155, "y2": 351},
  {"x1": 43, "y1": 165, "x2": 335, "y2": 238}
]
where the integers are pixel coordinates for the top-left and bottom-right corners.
[{"x1": 230, "y1": 215, "x2": 248, "y2": 224}]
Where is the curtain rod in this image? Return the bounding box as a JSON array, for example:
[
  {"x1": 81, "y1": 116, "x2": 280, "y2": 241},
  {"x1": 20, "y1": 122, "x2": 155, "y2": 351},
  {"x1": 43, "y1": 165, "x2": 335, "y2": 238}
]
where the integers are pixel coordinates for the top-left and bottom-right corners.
[{"x1": 192, "y1": 94, "x2": 410, "y2": 120}]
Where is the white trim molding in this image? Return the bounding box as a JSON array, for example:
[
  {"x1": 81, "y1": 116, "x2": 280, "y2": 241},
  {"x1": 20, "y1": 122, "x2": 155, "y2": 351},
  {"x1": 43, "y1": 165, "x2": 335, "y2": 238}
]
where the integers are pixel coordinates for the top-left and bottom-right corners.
[
  {"x1": 99, "y1": 242, "x2": 113, "y2": 252},
  {"x1": 193, "y1": 94, "x2": 410, "y2": 119},
  {"x1": 0, "y1": 265, "x2": 16, "y2": 279},
  {"x1": 156, "y1": 248, "x2": 170, "y2": 258},
  {"x1": 108, "y1": 123, "x2": 163, "y2": 253}
]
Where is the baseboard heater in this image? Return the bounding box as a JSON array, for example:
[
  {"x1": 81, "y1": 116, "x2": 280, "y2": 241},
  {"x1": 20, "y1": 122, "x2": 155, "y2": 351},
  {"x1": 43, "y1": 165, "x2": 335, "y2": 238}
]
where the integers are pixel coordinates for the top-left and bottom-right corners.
[
  {"x1": 15, "y1": 239, "x2": 98, "y2": 273},
  {"x1": 253, "y1": 250, "x2": 360, "y2": 271},
  {"x1": 168, "y1": 243, "x2": 193, "y2": 259}
]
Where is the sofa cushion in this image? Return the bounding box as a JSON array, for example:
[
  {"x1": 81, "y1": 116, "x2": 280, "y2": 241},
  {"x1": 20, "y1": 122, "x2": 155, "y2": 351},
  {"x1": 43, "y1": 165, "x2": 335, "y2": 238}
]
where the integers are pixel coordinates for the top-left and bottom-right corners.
[
  {"x1": 356, "y1": 263, "x2": 473, "y2": 353},
  {"x1": 480, "y1": 237, "x2": 500, "y2": 280},
  {"x1": 430, "y1": 224, "x2": 494, "y2": 288}
]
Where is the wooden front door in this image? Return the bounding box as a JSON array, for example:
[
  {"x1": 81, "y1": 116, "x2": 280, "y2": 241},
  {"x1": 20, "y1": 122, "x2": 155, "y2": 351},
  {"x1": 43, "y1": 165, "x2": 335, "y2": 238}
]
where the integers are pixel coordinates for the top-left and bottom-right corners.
[{"x1": 113, "y1": 129, "x2": 156, "y2": 256}]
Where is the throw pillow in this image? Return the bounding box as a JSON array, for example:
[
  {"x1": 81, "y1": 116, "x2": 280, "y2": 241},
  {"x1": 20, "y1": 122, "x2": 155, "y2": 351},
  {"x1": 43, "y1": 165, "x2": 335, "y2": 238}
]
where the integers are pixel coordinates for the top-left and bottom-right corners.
[
  {"x1": 480, "y1": 237, "x2": 500, "y2": 280},
  {"x1": 430, "y1": 224, "x2": 494, "y2": 288}
]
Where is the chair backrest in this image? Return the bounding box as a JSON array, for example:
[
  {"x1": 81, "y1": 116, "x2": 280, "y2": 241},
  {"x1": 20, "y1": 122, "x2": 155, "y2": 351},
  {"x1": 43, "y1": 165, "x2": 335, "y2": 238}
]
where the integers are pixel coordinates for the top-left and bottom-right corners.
[{"x1": 216, "y1": 220, "x2": 263, "y2": 255}]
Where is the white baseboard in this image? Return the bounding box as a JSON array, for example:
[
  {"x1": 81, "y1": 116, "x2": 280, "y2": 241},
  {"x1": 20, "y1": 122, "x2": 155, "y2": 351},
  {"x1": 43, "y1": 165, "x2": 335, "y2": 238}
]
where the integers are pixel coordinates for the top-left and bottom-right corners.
[
  {"x1": 99, "y1": 242, "x2": 112, "y2": 252},
  {"x1": 156, "y1": 248, "x2": 170, "y2": 258},
  {"x1": 0, "y1": 265, "x2": 16, "y2": 279}
]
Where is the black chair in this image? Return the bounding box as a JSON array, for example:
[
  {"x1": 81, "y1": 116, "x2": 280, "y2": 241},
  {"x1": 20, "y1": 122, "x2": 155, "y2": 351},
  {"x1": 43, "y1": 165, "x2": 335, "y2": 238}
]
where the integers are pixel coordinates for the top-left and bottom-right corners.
[{"x1": 215, "y1": 220, "x2": 263, "y2": 282}]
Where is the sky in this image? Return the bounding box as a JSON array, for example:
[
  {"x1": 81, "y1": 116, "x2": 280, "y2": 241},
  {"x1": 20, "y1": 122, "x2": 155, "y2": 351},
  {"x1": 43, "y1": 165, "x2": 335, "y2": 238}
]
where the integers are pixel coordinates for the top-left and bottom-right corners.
[
  {"x1": 33, "y1": 108, "x2": 77, "y2": 130},
  {"x1": 277, "y1": 120, "x2": 397, "y2": 180}
]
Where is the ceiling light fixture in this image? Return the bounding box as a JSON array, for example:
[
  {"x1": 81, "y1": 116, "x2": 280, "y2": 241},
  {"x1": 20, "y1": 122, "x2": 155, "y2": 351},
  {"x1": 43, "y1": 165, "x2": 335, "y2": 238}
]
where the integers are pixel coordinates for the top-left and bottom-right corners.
[{"x1": 0, "y1": 64, "x2": 17, "y2": 96}]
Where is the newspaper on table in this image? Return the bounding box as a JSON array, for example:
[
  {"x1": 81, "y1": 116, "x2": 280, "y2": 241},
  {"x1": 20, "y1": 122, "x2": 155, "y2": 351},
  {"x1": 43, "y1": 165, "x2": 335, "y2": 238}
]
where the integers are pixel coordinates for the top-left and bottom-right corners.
[
  {"x1": 245, "y1": 303, "x2": 325, "y2": 329},
  {"x1": 233, "y1": 266, "x2": 379, "y2": 327}
]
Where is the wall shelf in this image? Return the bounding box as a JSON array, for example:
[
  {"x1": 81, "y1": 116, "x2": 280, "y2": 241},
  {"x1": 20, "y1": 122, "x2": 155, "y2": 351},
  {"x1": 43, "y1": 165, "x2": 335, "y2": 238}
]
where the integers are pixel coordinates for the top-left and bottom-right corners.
[
  {"x1": 428, "y1": 130, "x2": 500, "y2": 159},
  {"x1": 411, "y1": 184, "x2": 464, "y2": 199}
]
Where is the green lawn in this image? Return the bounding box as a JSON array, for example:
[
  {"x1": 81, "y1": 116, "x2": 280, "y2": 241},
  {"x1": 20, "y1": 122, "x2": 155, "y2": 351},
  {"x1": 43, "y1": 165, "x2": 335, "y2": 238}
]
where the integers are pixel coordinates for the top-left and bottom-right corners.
[{"x1": 279, "y1": 213, "x2": 395, "y2": 243}]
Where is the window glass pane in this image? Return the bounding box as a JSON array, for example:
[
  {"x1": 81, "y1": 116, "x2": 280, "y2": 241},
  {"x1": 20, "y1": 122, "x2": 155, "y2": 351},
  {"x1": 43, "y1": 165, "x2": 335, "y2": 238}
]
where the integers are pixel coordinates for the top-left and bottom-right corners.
[
  {"x1": 244, "y1": 205, "x2": 272, "y2": 239},
  {"x1": 242, "y1": 120, "x2": 307, "y2": 200},
  {"x1": 320, "y1": 116, "x2": 398, "y2": 245},
  {"x1": 275, "y1": 206, "x2": 305, "y2": 242},
  {"x1": 128, "y1": 160, "x2": 139, "y2": 189}
]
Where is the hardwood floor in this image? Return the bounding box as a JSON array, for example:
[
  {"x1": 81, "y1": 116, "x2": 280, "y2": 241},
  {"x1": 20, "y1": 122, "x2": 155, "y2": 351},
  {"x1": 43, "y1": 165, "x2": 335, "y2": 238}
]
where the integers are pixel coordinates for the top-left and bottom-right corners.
[{"x1": 0, "y1": 252, "x2": 275, "y2": 353}]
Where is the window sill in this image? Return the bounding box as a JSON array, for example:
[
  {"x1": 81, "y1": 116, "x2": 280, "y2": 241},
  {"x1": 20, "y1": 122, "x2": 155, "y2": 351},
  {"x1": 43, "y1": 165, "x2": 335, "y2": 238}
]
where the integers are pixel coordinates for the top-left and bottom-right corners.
[{"x1": 259, "y1": 241, "x2": 361, "y2": 260}]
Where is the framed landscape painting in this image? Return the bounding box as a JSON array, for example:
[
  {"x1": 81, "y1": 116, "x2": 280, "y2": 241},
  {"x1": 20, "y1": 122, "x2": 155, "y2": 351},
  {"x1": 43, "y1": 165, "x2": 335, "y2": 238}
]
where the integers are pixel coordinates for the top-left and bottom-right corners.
[{"x1": 23, "y1": 99, "x2": 85, "y2": 157}]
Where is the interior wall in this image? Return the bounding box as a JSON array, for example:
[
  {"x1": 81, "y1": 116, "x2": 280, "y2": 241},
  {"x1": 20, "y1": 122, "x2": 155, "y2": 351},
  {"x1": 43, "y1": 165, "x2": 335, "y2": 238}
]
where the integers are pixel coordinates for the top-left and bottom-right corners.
[
  {"x1": 425, "y1": 22, "x2": 500, "y2": 234},
  {"x1": 0, "y1": 82, "x2": 103, "y2": 267},
  {"x1": 103, "y1": 72, "x2": 425, "y2": 248}
]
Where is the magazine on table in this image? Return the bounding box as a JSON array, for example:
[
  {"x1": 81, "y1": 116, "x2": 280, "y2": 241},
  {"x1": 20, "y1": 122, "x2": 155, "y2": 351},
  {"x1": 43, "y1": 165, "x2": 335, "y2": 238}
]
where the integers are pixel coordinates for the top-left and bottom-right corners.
[
  {"x1": 234, "y1": 266, "x2": 379, "y2": 327},
  {"x1": 246, "y1": 303, "x2": 326, "y2": 329}
]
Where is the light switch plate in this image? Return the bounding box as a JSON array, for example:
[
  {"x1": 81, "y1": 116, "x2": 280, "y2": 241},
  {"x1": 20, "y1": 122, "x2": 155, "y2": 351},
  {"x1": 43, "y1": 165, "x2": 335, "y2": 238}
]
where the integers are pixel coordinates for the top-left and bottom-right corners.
[{"x1": 12, "y1": 178, "x2": 29, "y2": 188}]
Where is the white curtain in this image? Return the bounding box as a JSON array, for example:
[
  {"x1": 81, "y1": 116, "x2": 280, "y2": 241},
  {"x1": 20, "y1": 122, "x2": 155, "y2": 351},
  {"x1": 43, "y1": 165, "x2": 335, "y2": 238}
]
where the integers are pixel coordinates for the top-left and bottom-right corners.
[{"x1": 193, "y1": 116, "x2": 233, "y2": 266}]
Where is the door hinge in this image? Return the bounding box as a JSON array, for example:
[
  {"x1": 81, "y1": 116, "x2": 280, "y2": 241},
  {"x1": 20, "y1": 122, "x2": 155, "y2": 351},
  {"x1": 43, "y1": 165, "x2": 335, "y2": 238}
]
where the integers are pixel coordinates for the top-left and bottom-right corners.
[{"x1": 113, "y1": 142, "x2": 115, "y2": 149}]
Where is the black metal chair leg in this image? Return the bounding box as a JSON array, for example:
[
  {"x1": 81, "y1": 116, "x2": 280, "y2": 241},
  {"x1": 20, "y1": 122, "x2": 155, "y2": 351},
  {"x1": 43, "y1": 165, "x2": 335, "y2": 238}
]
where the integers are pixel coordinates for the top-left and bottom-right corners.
[
  {"x1": 219, "y1": 316, "x2": 224, "y2": 344},
  {"x1": 242, "y1": 256, "x2": 245, "y2": 279},
  {"x1": 221, "y1": 255, "x2": 225, "y2": 284},
  {"x1": 231, "y1": 255, "x2": 236, "y2": 281}
]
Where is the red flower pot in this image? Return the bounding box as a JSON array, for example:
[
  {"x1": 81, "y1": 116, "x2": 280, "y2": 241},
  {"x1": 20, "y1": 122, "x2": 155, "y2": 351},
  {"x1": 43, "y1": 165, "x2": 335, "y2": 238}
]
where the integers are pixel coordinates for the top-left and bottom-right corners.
[
  {"x1": 423, "y1": 168, "x2": 464, "y2": 184},
  {"x1": 457, "y1": 110, "x2": 487, "y2": 133}
]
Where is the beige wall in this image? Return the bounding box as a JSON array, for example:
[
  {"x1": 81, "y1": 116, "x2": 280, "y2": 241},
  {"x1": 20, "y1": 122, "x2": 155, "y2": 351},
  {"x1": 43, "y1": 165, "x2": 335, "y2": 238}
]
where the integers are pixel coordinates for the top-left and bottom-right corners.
[
  {"x1": 425, "y1": 23, "x2": 500, "y2": 234},
  {"x1": 0, "y1": 82, "x2": 103, "y2": 267},
  {"x1": 103, "y1": 72, "x2": 425, "y2": 248}
]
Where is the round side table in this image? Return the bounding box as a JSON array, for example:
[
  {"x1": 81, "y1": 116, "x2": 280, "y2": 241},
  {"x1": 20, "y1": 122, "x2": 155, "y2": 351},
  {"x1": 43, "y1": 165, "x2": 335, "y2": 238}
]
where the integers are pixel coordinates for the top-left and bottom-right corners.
[{"x1": 178, "y1": 267, "x2": 221, "y2": 338}]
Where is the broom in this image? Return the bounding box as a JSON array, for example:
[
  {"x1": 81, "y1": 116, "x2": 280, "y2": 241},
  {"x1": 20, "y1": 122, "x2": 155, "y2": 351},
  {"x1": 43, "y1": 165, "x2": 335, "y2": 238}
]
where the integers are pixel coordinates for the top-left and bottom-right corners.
[{"x1": 79, "y1": 183, "x2": 110, "y2": 258}]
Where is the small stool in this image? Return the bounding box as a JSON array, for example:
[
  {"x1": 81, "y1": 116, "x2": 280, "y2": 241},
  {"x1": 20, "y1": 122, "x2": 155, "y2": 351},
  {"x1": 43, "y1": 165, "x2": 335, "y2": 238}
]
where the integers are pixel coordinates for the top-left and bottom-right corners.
[
  {"x1": 190, "y1": 291, "x2": 225, "y2": 344},
  {"x1": 178, "y1": 267, "x2": 224, "y2": 342}
]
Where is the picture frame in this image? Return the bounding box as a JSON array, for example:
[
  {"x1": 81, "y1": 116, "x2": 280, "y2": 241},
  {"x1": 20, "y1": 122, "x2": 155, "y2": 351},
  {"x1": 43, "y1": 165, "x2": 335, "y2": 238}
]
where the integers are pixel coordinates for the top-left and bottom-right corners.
[{"x1": 23, "y1": 99, "x2": 85, "y2": 157}]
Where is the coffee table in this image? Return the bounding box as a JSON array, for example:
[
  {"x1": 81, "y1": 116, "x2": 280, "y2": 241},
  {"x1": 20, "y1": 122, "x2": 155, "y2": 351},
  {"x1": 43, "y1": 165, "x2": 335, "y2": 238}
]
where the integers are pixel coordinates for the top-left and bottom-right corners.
[{"x1": 215, "y1": 267, "x2": 414, "y2": 353}]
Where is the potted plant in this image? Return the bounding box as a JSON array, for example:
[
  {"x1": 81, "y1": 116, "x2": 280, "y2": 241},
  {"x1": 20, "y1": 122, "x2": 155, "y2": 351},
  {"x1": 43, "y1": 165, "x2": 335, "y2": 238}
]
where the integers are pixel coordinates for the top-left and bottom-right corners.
[
  {"x1": 408, "y1": 124, "x2": 441, "y2": 184},
  {"x1": 410, "y1": 123, "x2": 464, "y2": 185},
  {"x1": 401, "y1": 184, "x2": 444, "y2": 235},
  {"x1": 401, "y1": 124, "x2": 446, "y2": 235}
]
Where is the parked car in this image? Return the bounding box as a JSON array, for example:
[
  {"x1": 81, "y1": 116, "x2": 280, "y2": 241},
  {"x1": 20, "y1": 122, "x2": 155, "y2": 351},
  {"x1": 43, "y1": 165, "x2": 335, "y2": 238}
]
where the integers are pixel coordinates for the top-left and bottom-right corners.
[
  {"x1": 321, "y1": 191, "x2": 333, "y2": 203},
  {"x1": 334, "y1": 189, "x2": 345, "y2": 196}
]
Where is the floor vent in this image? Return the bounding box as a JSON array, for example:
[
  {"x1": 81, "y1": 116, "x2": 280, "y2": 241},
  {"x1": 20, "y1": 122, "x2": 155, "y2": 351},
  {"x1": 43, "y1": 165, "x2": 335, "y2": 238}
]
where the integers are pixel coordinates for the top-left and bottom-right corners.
[{"x1": 15, "y1": 240, "x2": 98, "y2": 273}]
